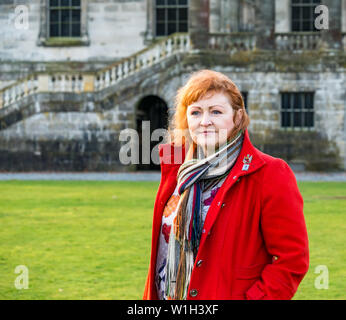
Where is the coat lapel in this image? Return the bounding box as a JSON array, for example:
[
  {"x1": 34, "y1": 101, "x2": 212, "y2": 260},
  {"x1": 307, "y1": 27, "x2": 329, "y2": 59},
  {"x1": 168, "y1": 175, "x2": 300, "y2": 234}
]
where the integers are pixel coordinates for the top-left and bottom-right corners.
[
  {"x1": 150, "y1": 143, "x2": 186, "y2": 281},
  {"x1": 196, "y1": 129, "x2": 266, "y2": 251}
]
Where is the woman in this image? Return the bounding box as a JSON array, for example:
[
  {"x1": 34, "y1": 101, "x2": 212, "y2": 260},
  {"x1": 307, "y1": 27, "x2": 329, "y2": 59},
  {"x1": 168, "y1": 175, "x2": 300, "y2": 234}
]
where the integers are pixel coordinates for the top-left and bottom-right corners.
[{"x1": 143, "y1": 70, "x2": 309, "y2": 300}]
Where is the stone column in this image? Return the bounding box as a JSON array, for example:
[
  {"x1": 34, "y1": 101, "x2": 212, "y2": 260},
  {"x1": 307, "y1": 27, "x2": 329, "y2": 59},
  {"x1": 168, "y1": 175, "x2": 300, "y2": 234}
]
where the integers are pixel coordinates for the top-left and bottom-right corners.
[
  {"x1": 275, "y1": 0, "x2": 290, "y2": 33},
  {"x1": 210, "y1": 0, "x2": 221, "y2": 33},
  {"x1": 224, "y1": 0, "x2": 238, "y2": 32},
  {"x1": 37, "y1": 75, "x2": 49, "y2": 93},
  {"x1": 189, "y1": 0, "x2": 210, "y2": 50},
  {"x1": 321, "y1": 0, "x2": 342, "y2": 50},
  {"x1": 254, "y1": 0, "x2": 275, "y2": 50},
  {"x1": 144, "y1": 0, "x2": 154, "y2": 45},
  {"x1": 83, "y1": 74, "x2": 95, "y2": 92},
  {"x1": 342, "y1": 0, "x2": 346, "y2": 32},
  {"x1": 342, "y1": 0, "x2": 346, "y2": 50}
]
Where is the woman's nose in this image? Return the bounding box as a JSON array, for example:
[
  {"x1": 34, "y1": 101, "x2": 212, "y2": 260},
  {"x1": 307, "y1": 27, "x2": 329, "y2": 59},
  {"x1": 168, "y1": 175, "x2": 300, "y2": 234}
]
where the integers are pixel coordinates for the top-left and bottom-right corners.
[{"x1": 200, "y1": 112, "x2": 212, "y2": 126}]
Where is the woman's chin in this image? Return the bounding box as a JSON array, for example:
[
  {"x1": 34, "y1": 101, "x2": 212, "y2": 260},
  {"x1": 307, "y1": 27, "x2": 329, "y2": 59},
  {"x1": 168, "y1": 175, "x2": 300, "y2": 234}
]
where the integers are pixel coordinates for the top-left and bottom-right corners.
[{"x1": 196, "y1": 142, "x2": 219, "y2": 155}]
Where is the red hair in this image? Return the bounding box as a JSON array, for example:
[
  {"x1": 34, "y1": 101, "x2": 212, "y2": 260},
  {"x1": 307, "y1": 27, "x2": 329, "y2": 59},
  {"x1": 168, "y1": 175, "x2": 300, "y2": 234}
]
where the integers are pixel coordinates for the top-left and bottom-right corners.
[{"x1": 166, "y1": 69, "x2": 250, "y2": 158}]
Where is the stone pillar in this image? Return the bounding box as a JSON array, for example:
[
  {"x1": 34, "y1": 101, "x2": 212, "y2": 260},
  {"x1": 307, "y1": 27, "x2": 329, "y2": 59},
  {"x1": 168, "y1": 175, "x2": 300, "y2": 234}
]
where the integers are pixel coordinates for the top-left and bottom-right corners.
[
  {"x1": 254, "y1": 0, "x2": 275, "y2": 50},
  {"x1": 223, "y1": 0, "x2": 238, "y2": 32},
  {"x1": 37, "y1": 75, "x2": 49, "y2": 92},
  {"x1": 275, "y1": 0, "x2": 290, "y2": 33},
  {"x1": 144, "y1": 0, "x2": 154, "y2": 45},
  {"x1": 342, "y1": 0, "x2": 346, "y2": 50},
  {"x1": 342, "y1": 0, "x2": 346, "y2": 32},
  {"x1": 83, "y1": 74, "x2": 95, "y2": 92},
  {"x1": 189, "y1": 0, "x2": 210, "y2": 50},
  {"x1": 321, "y1": 0, "x2": 342, "y2": 50},
  {"x1": 210, "y1": 0, "x2": 221, "y2": 33}
]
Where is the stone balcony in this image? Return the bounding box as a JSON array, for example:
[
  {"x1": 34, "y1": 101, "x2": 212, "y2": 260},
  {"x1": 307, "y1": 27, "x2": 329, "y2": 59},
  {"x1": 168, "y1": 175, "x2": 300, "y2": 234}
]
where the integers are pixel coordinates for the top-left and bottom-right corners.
[{"x1": 1, "y1": 31, "x2": 345, "y2": 111}]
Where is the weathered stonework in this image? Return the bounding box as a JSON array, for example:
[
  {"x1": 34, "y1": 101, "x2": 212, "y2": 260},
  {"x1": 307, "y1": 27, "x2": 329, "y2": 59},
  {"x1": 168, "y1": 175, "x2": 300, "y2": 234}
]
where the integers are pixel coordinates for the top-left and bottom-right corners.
[{"x1": 0, "y1": 0, "x2": 345, "y2": 171}]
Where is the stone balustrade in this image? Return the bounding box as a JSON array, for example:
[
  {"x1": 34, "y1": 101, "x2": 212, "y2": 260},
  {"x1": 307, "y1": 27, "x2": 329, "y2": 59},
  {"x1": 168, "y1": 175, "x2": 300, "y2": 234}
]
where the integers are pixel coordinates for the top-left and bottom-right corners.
[
  {"x1": 275, "y1": 32, "x2": 322, "y2": 51},
  {"x1": 0, "y1": 31, "x2": 344, "y2": 110},
  {"x1": 0, "y1": 33, "x2": 190, "y2": 109},
  {"x1": 208, "y1": 32, "x2": 257, "y2": 51},
  {"x1": 94, "y1": 33, "x2": 190, "y2": 91},
  {"x1": 49, "y1": 74, "x2": 84, "y2": 93},
  {"x1": 0, "y1": 75, "x2": 38, "y2": 109}
]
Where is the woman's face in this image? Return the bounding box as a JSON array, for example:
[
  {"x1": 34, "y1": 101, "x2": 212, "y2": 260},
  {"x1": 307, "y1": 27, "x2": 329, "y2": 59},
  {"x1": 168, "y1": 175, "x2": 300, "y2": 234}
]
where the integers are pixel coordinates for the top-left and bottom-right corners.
[{"x1": 186, "y1": 91, "x2": 242, "y2": 156}]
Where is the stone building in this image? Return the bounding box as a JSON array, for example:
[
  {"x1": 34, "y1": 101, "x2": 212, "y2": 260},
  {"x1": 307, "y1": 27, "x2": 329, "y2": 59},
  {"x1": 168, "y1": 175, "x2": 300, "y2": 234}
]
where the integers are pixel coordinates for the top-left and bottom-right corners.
[{"x1": 0, "y1": 0, "x2": 345, "y2": 171}]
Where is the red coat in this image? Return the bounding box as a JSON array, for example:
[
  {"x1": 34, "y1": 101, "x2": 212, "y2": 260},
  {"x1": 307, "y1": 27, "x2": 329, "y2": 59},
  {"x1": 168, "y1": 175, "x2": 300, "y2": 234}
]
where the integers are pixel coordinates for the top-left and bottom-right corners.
[{"x1": 143, "y1": 129, "x2": 309, "y2": 300}]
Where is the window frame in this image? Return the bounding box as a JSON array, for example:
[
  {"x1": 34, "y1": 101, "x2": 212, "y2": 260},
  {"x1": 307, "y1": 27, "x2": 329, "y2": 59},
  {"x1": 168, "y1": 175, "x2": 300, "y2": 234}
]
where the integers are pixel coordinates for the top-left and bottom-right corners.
[
  {"x1": 291, "y1": 0, "x2": 322, "y2": 32},
  {"x1": 152, "y1": 0, "x2": 190, "y2": 38},
  {"x1": 280, "y1": 91, "x2": 315, "y2": 130},
  {"x1": 241, "y1": 91, "x2": 249, "y2": 114},
  {"x1": 38, "y1": 0, "x2": 89, "y2": 47},
  {"x1": 48, "y1": 0, "x2": 82, "y2": 38}
]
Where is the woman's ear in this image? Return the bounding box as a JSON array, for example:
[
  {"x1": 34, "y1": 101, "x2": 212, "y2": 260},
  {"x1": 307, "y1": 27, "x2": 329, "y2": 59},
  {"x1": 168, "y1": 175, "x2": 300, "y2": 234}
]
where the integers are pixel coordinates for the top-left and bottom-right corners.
[{"x1": 235, "y1": 109, "x2": 243, "y2": 126}]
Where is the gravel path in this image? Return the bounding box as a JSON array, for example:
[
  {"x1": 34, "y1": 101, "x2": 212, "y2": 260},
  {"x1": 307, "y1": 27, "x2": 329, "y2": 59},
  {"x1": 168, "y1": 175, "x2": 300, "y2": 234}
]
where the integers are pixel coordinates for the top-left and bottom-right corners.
[{"x1": 0, "y1": 171, "x2": 346, "y2": 182}]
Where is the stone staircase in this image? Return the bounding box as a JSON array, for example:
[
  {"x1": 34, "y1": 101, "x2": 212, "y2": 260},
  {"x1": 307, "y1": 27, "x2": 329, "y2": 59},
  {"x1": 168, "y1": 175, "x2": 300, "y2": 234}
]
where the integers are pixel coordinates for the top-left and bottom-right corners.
[
  {"x1": 0, "y1": 32, "x2": 191, "y2": 111},
  {"x1": 0, "y1": 31, "x2": 344, "y2": 171}
]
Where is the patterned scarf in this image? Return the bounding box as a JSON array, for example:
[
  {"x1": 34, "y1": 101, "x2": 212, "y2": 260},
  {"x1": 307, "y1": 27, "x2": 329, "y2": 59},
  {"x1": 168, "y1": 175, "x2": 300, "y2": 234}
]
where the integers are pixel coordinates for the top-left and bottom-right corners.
[{"x1": 164, "y1": 130, "x2": 244, "y2": 300}]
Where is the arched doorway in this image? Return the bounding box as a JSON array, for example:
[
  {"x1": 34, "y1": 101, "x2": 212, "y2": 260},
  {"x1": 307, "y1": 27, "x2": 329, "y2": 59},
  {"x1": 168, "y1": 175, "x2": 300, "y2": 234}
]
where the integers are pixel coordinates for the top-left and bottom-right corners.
[{"x1": 136, "y1": 95, "x2": 169, "y2": 171}]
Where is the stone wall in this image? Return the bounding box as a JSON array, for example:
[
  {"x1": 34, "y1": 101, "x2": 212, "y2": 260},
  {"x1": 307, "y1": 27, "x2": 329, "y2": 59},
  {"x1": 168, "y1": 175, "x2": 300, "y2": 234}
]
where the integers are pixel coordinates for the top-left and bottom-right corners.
[
  {"x1": 0, "y1": 0, "x2": 147, "y2": 62},
  {"x1": 0, "y1": 0, "x2": 345, "y2": 171},
  {"x1": 0, "y1": 50, "x2": 345, "y2": 171}
]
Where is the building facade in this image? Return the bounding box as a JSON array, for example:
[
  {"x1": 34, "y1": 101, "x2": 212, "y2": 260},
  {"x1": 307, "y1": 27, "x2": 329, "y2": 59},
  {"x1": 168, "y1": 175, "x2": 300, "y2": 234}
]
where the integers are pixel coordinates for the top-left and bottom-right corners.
[{"x1": 0, "y1": 0, "x2": 345, "y2": 171}]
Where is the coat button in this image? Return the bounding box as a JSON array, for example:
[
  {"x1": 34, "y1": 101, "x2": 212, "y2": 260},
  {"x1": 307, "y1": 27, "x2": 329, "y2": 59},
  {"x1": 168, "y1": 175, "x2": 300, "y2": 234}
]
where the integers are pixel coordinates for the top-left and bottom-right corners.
[
  {"x1": 190, "y1": 289, "x2": 198, "y2": 297},
  {"x1": 196, "y1": 260, "x2": 203, "y2": 267},
  {"x1": 221, "y1": 203, "x2": 226, "y2": 208}
]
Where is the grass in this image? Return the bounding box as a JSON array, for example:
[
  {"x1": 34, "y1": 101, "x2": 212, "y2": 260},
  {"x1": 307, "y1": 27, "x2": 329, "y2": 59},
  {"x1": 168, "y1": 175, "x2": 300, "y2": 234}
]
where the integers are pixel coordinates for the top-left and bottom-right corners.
[{"x1": 0, "y1": 180, "x2": 345, "y2": 300}]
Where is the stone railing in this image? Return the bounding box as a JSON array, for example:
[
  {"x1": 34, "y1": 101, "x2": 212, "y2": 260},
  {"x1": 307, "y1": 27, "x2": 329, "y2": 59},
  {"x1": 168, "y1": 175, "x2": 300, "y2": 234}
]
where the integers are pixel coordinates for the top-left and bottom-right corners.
[
  {"x1": 0, "y1": 33, "x2": 190, "y2": 109},
  {"x1": 0, "y1": 75, "x2": 38, "y2": 109},
  {"x1": 0, "y1": 73, "x2": 97, "y2": 109},
  {"x1": 0, "y1": 31, "x2": 343, "y2": 110},
  {"x1": 275, "y1": 32, "x2": 322, "y2": 51},
  {"x1": 208, "y1": 32, "x2": 257, "y2": 52},
  {"x1": 343, "y1": 33, "x2": 346, "y2": 51},
  {"x1": 94, "y1": 32, "x2": 190, "y2": 91}
]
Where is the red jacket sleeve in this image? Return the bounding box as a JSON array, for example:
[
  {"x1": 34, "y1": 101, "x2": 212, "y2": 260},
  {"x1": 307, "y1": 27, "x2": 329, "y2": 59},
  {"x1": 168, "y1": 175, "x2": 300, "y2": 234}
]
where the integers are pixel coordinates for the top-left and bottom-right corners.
[{"x1": 245, "y1": 158, "x2": 309, "y2": 300}]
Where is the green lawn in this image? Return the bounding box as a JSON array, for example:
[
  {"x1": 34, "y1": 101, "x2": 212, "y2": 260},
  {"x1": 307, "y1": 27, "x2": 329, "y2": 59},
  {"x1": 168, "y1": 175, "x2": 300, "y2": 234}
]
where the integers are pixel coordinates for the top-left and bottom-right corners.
[{"x1": 0, "y1": 180, "x2": 345, "y2": 300}]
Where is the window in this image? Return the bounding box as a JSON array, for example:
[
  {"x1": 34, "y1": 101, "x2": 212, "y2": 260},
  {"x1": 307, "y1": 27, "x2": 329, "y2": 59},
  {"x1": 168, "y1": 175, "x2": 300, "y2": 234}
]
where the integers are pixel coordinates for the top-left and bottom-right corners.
[
  {"x1": 155, "y1": 0, "x2": 189, "y2": 36},
  {"x1": 48, "y1": 0, "x2": 81, "y2": 37},
  {"x1": 291, "y1": 0, "x2": 321, "y2": 32},
  {"x1": 241, "y1": 92, "x2": 248, "y2": 112},
  {"x1": 281, "y1": 92, "x2": 314, "y2": 128}
]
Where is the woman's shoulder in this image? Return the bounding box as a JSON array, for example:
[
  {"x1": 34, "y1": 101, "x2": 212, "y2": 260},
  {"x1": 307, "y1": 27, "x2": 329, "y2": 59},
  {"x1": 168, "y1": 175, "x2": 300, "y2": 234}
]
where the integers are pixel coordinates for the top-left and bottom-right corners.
[
  {"x1": 158, "y1": 143, "x2": 186, "y2": 166},
  {"x1": 255, "y1": 148, "x2": 296, "y2": 181}
]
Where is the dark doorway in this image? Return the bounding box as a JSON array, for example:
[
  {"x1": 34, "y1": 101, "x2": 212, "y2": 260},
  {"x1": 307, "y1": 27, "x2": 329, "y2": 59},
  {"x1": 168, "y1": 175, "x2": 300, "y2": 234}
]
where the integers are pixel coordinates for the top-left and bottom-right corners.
[{"x1": 136, "y1": 95, "x2": 169, "y2": 171}]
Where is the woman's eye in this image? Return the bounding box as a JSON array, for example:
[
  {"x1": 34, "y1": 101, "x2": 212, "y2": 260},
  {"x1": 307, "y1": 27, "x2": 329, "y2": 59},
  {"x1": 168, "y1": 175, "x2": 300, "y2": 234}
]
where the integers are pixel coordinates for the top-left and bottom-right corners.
[
  {"x1": 191, "y1": 111, "x2": 200, "y2": 116},
  {"x1": 212, "y1": 110, "x2": 222, "y2": 114}
]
